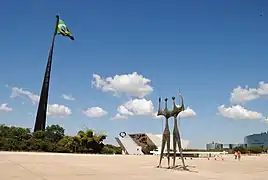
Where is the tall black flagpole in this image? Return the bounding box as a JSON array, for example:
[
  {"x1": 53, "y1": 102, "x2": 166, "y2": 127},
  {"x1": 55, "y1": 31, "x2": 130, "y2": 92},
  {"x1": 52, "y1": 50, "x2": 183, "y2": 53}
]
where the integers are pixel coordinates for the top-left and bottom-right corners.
[{"x1": 34, "y1": 15, "x2": 59, "y2": 132}]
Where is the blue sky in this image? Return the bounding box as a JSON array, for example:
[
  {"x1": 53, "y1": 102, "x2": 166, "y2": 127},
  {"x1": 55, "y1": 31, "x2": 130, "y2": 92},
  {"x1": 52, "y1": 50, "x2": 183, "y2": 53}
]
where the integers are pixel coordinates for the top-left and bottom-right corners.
[{"x1": 0, "y1": 0, "x2": 268, "y2": 148}]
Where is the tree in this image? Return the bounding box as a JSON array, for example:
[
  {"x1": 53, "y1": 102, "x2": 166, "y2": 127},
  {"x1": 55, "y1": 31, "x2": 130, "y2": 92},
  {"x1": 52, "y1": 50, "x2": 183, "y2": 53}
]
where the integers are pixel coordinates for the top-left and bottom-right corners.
[
  {"x1": 44, "y1": 125, "x2": 65, "y2": 143},
  {"x1": 233, "y1": 146, "x2": 247, "y2": 154},
  {"x1": 247, "y1": 146, "x2": 263, "y2": 154},
  {"x1": 0, "y1": 124, "x2": 118, "y2": 154},
  {"x1": 76, "y1": 129, "x2": 107, "y2": 153},
  {"x1": 101, "y1": 144, "x2": 122, "y2": 154},
  {"x1": 57, "y1": 136, "x2": 75, "y2": 153}
]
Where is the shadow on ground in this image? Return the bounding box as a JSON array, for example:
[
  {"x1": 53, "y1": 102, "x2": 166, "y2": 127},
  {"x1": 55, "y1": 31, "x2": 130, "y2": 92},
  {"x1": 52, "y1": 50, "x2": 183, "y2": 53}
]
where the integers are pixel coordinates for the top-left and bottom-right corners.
[{"x1": 156, "y1": 165, "x2": 198, "y2": 173}]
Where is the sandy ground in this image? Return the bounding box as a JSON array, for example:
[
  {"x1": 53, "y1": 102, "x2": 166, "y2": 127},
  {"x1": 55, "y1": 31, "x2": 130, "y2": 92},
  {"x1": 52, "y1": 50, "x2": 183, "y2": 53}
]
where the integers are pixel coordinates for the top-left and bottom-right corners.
[{"x1": 0, "y1": 151, "x2": 267, "y2": 180}]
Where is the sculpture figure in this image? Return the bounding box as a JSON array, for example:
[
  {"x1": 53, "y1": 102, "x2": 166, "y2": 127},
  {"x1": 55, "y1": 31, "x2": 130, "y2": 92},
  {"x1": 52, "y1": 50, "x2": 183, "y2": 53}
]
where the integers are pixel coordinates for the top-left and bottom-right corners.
[
  {"x1": 157, "y1": 98, "x2": 172, "y2": 168},
  {"x1": 170, "y1": 94, "x2": 187, "y2": 169}
]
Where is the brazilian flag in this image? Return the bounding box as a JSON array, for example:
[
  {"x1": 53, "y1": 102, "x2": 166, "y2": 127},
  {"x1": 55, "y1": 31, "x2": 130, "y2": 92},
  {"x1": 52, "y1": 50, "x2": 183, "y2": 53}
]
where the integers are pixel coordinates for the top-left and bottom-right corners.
[{"x1": 57, "y1": 18, "x2": 74, "y2": 40}]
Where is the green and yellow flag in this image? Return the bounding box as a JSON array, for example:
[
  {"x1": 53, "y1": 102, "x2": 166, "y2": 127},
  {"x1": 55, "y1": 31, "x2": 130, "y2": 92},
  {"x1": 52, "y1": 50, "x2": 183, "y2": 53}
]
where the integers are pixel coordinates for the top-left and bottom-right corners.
[{"x1": 57, "y1": 18, "x2": 74, "y2": 40}]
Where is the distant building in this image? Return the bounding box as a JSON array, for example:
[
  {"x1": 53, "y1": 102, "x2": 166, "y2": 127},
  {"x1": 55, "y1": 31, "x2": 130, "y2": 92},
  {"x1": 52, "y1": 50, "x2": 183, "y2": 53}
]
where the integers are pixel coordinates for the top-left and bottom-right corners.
[
  {"x1": 115, "y1": 133, "x2": 190, "y2": 155},
  {"x1": 244, "y1": 132, "x2": 268, "y2": 148},
  {"x1": 223, "y1": 143, "x2": 247, "y2": 149},
  {"x1": 206, "y1": 142, "x2": 223, "y2": 150},
  {"x1": 206, "y1": 141, "x2": 246, "y2": 150}
]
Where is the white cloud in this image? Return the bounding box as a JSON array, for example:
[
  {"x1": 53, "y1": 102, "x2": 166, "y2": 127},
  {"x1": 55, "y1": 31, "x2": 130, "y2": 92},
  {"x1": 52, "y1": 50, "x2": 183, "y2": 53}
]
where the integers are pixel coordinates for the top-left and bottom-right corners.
[
  {"x1": 113, "y1": 99, "x2": 155, "y2": 119},
  {"x1": 120, "y1": 98, "x2": 155, "y2": 116},
  {"x1": 217, "y1": 105, "x2": 263, "y2": 120},
  {"x1": 117, "y1": 105, "x2": 134, "y2": 116},
  {"x1": 114, "y1": 98, "x2": 197, "y2": 120},
  {"x1": 9, "y1": 86, "x2": 72, "y2": 118},
  {"x1": 258, "y1": 81, "x2": 268, "y2": 95},
  {"x1": 61, "y1": 94, "x2": 75, "y2": 101},
  {"x1": 10, "y1": 87, "x2": 40, "y2": 104},
  {"x1": 111, "y1": 113, "x2": 128, "y2": 120},
  {"x1": 264, "y1": 118, "x2": 268, "y2": 123},
  {"x1": 0, "y1": 104, "x2": 12, "y2": 112},
  {"x1": 47, "y1": 104, "x2": 72, "y2": 118},
  {"x1": 179, "y1": 107, "x2": 196, "y2": 118},
  {"x1": 83, "y1": 107, "x2": 108, "y2": 118},
  {"x1": 91, "y1": 72, "x2": 153, "y2": 98},
  {"x1": 230, "y1": 81, "x2": 268, "y2": 104}
]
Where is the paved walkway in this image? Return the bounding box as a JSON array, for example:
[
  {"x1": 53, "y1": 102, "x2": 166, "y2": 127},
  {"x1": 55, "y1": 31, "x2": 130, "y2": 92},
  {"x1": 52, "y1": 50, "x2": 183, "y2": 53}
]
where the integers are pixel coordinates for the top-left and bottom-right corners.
[{"x1": 1, "y1": 151, "x2": 268, "y2": 180}]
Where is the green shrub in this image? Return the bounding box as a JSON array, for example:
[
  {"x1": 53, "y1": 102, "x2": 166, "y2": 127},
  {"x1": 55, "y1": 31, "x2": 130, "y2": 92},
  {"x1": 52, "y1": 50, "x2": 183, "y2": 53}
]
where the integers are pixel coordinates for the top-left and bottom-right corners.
[{"x1": 0, "y1": 124, "x2": 120, "y2": 154}]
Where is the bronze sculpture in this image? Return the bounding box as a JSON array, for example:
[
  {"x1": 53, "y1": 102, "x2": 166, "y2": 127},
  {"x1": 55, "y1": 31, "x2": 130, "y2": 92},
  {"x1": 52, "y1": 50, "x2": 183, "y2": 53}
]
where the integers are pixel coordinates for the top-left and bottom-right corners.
[
  {"x1": 157, "y1": 98, "x2": 172, "y2": 168},
  {"x1": 156, "y1": 94, "x2": 187, "y2": 170},
  {"x1": 171, "y1": 94, "x2": 187, "y2": 169}
]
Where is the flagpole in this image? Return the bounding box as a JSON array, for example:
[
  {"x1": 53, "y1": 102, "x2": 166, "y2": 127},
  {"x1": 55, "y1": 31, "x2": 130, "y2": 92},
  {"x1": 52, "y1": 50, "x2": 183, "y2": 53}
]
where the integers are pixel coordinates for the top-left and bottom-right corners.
[{"x1": 33, "y1": 15, "x2": 59, "y2": 132}]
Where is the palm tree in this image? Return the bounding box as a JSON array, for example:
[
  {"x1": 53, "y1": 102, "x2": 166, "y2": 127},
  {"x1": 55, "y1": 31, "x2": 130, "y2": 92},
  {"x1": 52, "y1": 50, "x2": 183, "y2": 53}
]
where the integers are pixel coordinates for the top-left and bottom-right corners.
[{"x1": 77, "y1": 129, "x2": 107, "y2": 153}]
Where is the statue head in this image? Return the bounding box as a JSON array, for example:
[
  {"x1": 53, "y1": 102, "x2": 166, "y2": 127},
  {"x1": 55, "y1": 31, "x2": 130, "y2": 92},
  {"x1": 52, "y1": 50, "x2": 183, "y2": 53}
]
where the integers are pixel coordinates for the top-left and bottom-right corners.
[
  {"x1": 171, "y1": 94, "x2": 185, "y2": 117},
  {"x1": 157, "y1": 97, "x2": 172, "y2": 118}
]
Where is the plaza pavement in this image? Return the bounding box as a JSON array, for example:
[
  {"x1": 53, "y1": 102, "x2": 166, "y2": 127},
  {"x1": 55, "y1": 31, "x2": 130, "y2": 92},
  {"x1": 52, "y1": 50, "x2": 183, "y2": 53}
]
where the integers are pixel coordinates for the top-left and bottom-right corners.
[{"x1": 0, "y1": 151, "x2": 267, "y2": 180}]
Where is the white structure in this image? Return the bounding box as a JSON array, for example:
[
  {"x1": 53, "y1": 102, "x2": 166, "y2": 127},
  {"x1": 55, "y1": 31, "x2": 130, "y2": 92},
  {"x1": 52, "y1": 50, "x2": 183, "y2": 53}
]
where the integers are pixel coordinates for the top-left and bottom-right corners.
[
  {"x1": 150, "y1": 149, "x2": 228, "y2": 158},
  {"x1": 116, "y1": 135, "x2": 144, "y2": 155},
  {"x1": 146, "y1": 133, "x2": 190, "y2": 152},
  {"x1": 115, "y1": 133, "x2": 190, "y2": 155}
]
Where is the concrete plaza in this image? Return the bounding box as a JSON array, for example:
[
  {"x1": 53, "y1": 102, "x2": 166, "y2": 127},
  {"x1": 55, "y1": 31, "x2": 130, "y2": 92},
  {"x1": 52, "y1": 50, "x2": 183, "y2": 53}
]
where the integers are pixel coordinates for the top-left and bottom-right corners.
[{"x1": 0, "y1": 151, "x2": 267, "y2": 180}]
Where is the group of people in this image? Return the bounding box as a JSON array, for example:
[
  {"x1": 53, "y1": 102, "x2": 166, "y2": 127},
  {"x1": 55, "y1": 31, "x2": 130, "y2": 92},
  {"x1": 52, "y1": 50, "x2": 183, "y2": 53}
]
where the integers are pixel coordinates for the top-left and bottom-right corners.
[{"x1": 234, "y1": 151, "x2": 241, "y2": 160}]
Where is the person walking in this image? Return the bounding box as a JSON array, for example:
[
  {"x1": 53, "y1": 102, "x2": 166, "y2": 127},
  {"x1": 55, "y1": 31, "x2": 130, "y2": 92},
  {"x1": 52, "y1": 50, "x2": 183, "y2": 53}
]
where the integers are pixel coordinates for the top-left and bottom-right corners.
[
  {"x1": 234, "y1": 151, "x2": 238, "y2": 160},
  {"x1": 237, "y1": 151, "x2": 241, "y2": 161}
]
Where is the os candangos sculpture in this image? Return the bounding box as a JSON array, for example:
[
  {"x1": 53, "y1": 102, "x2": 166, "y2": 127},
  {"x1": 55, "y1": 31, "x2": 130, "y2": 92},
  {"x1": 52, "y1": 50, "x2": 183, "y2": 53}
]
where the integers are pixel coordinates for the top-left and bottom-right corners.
[{"x1": 157, "y1": 94, "x2": 187, "y2": 170}]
